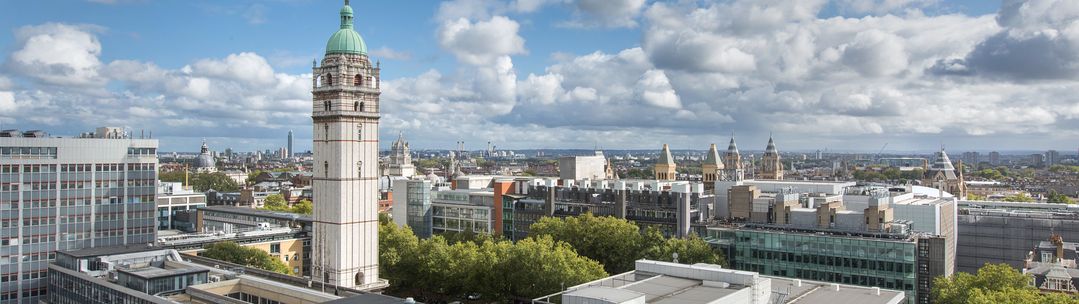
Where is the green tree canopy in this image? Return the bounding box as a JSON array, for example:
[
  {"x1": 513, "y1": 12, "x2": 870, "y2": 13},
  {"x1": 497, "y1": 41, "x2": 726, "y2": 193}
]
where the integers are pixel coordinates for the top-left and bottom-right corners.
[
  {"x1": 1047, "y1": 191, "x2": 1075, "y2": 205},
  {"x1": 529, "y1": 213, "x2": 726, "y2": 274},
  {"x1": 1004, "y1": 193, "x2": 1036, "y2": 202},
  {"x1": 159, "y1": 171, "x2": 240, "y2": 192},
  {"x1": 378, "y1": 216, "x2": 606, "y2": 302},
  {"x1": 262, "y1": 194, "x2": 288, "y2": 211},
  {"x1": 933, "y1": 263, "x2": 1079, "y2": 304},
  {"x1": 201, "y1": 241, "x2": 291, "y2": 274}
]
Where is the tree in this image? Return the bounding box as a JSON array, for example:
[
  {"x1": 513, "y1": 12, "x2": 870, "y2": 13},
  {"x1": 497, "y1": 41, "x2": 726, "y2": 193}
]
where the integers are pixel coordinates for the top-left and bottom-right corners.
[
  {"x1": 1047, "y1": 191, "x2": 1075, "y2": 205},
  {"x1": 378, "y1": 215, "x2": 606, "y2": 301},
  {"x1": 529, "y1": 213, "x2": 727, "y2": 274},
  {"x1": 1003, "y1": 193, "x2": 1036, "y2": 202},
  {"x1": 933, "y1": 263, "x2": 1079, "y2": 304},
  {"x1": 529, "y1": 213, "x2": 644, "y2": 273},
  {"x1": 201, "y1": 242, "x2": 291, "y2": 274},
  {"x1": 967, "y1": 194, "x2": 988, "y2": 201},
  {"x1": 976, "y1": 169, "x2": 1004, "y2": 180},
  {"x1": 159, "y1": 171, "x2": 240, "y2": 192},
  {"x1": 291, "y1": 199, "x2": 313, "y2": 214},
  {"x1": 262, "y1": 194, "x2": 289, "y2": 211}
]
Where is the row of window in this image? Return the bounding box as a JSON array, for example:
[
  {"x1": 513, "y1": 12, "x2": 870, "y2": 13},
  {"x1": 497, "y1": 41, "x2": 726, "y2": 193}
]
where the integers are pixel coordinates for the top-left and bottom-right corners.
[
  {"x1": 316, "y1": 73, "x2": 373, "y2": 87},
  {"x1": 127, "y1": 148, "x2": 156, "y2": 156},
  {"x1": 0, "y1": 146, "x2": 58, "y2": 159}
]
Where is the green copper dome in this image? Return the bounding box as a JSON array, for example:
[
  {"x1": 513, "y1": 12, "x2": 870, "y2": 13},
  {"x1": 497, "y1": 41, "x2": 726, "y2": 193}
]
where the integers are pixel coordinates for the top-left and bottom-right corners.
[{"x1": 325, "y1": 2, "x2": 366, "y2": 55}]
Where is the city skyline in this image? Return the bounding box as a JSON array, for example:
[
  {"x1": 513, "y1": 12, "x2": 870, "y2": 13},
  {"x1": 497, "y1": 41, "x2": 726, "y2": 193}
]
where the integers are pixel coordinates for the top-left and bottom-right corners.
[{"x1": 2, "y1": 0, "x2": 1078, "y2": 152}]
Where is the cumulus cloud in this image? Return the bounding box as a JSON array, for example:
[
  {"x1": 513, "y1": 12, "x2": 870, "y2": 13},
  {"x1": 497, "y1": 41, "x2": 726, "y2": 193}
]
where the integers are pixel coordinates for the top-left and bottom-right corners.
[
  {"x1": 438, "y1": 16, "x2": 526, "y2": 65},
  {"x1": 563, "y1": 0, "x2": 646, "y2": 28},
  {"x1": 369, "y1": 47, "x2": 413, "y2": 61},
  {"x1": 837, "y1": 0, "x2": 938, "y2": 14},
  {"x1": 6, "y1": 23, "x2": 106, "y2": 88},
  {"x1": 933, "y1": 0, "x2": 1079, "y2": 79}
]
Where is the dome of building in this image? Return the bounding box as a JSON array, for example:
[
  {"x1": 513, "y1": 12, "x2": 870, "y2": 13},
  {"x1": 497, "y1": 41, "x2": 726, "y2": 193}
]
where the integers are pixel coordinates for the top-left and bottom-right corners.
[
  {"x1": 325, "y1": 2, "x2": 367, "y2": 55},
  {"x1": 195, "y1": 141, "x2": 215, "y2": 169}
]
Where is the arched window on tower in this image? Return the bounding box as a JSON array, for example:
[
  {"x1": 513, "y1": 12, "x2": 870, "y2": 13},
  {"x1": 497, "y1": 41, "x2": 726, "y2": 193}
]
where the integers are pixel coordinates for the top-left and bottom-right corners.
[
  {"x1": 355, "y1": 272, "x2": 364, "y2": 286},
  {"x1": 326, "y1": 74, "x2": 333, "y2": 86},
  {"x1": 316, "y1": 75, "x2": 323, "y2": 88},
  {"x1": 354, "y1": 74, "x2": 362, "y2": 86},
  {"x1": 324, "y1": 161, "x2": 329, "y2": 177},
  {"x1": 324, "y1": 124, "x2": 329, "y2": 140},
  {"x1": 354, "y1": 101, "x2": 359, "y2": 111},
  {"x1": 357, "y1": 125, "x2": 362, "y2": 140},
  {"x1": 357, "y1": 161, "x2": 363, "y2": 178},
  {"x1": 359, "y1": 102, "x2": 365, "y2": 112},
  {"x1": 324, "y1": 101, "x2": 331, "y2": 111}
]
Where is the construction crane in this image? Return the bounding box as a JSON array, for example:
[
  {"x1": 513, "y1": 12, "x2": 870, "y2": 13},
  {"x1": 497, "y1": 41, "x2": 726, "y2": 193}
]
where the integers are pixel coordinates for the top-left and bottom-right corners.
[{"x1": 875, "y1": 143, "x2": 889, "y2": 161}]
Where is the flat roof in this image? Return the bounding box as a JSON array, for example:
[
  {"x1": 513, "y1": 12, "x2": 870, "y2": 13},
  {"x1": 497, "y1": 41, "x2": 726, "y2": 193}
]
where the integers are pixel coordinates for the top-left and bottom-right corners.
[
  {"x1": 200, "y1": 205, "x2": 312, "y2": 221},
  {"x1": 118, "y1": 266, "x2": 208, "y2": 280},
  {"x1": 60, "y1": 244, "x2": 160, "y2": 258},
  {"x1": 321, "y1": 293, "x2": 414, "y2": 304}
]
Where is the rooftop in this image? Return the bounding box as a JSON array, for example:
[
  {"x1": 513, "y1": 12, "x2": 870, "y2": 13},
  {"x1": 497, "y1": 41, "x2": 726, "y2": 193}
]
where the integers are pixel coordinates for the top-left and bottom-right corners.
[
  {"x1": 200, "y1": 205, "x2": 312, "y2": 222},
  {"x1": 535, "y1": 260, "x2": 904, "y2": 304}
]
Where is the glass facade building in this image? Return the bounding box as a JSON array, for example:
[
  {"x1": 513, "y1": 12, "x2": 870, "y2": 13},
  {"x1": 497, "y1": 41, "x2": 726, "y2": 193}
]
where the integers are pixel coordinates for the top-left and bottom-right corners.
[
  {"x1": 1, "y1": 131, "x2": 158, "y2": 304},
  {"x1": 706, "y1": 227, "x2": 920, "y2": 303}
]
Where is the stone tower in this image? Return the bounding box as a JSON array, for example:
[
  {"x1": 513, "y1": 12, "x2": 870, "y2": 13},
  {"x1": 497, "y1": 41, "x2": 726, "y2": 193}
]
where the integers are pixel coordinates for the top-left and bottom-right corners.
[
  {"x1": 386, "y1": 132, "x2": 415, "y2": 177},
  {"x1": 702, "y1": 143, "x2": 725, "y2": 190},
  {"x1": 923, "y1": 147, "x2": 966, "y2": 199},
  {"x1": 723, "y1": 136, "x2": 744, "y2": 181},
  {"x1": 654, "y1": 144, "x2": 677, "y2": 181},
  {"x1": 311, "y1": 0, "x2": 382, "y2": 290},
  {"x1": 759, "y1": 136, "x2": 784, "y2": 180}
]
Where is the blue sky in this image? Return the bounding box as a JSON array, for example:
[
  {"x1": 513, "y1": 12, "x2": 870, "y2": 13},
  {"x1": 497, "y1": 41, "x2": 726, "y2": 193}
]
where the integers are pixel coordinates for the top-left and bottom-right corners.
[{"x1": 1, "y1": 0, "x2": 1077, "y2": 153}]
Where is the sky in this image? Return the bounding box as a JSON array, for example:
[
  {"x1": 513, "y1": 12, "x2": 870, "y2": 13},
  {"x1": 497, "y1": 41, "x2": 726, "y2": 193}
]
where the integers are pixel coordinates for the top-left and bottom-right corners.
[{"x1": 0, "y1": 0, "x2": 1076, "y2": 153}]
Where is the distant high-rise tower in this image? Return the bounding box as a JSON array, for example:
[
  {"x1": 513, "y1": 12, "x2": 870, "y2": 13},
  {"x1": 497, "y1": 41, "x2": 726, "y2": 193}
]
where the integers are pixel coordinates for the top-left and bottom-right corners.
[
  {"x1": 311, "y1": 0, "x2": 382, "y2": 290},
  {"x1": 723, "y1": 136, "x2": 744, "y2": 181},
  {"x1": 287, "y1": 129, "x2": 294, "y2": 158},
  {"x1": 702, "y1": 143, "x2": 725, "y2": 190},
  {"x1": 759, "y1": 136, "x2": 784, "y2": 180},
  {"x1": 654, "y1": 144, "x2": 676, "y2": 181},
  {"x1": 989, "y1": 151, "x2": 1000, "y2": 165}
]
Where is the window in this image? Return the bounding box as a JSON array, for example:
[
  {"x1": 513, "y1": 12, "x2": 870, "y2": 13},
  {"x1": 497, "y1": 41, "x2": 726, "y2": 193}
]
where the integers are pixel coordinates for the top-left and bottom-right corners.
[
  {"x1": 355, "y1": 272, "x2": 364, "y2": 286},
  {"x1": 354, "y1": 74, "x2": 362, "y2": 86},
  {"x1": 270, "y1": 243, "x2": 281, "y2": 254},
  {"x1": 324, "y1": 125, "x2": 329, "y2": 140},
  {"x1": 326, "y1": 74, "x2": 333, "y2": 86},
  {"x1": 323, "y1": 101, "x2": 331, "y2": 111},
  {"x1": 357, "y1": 161, "x2": 363, "y2": 178},
  {"x1": 324, "y1": 161, "x2": 329, "y2": 177},
  {"x1": 354, "y1": 101, "x2": 359, "y2": 111}
]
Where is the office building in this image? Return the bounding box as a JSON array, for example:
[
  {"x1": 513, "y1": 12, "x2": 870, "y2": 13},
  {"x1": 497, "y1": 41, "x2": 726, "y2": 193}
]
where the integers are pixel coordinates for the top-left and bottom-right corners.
[
  {"x1": 1032, "y1": 153, "x2": 1046, "y2": 167},
  {"x1": 989, "y1": 151, "x2": 1000, "y2": 165},
  {"x1": 0, "y1": 127, "x2": 158, "y2": 304},
  {"x1": 310, "y1": 1, "x2": 384, "y2": 290},
  {"x1": 558, "y1": 151, "x2": 609, "y2": 180},
  {"x1": 707, "y1": 181, "x2": 957, "y2": 304},
  {"x1": 155, "y1": 182, "x2": 206, "y2": 232},
  {"x1": 962, "y1": 151, "x2": 979, "y2": 165},
  {"x1": 384, "y1": 132, "x2": 415, "y2": 177},
  {"x1": 533, "y1": 259, "x2": 905, "y2": 304},
  {"x1": 1048, "y1": 150, "x2": 1061, "y2": 166},
  {"x1": 46, "y1": 245, "x2": 405, "y2": 304},
  {"x1": 390, "y1": 179, "x2": 433, "y2": 238},
  {"x1": 287, "y1": 130, "x2": 294, "y2": 158}
]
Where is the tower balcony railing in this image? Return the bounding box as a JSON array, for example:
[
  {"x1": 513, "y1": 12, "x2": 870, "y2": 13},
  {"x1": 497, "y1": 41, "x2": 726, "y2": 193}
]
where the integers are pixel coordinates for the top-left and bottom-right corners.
[{"x1": 312, "y1": 84, "x2": 380, "y2": 93}]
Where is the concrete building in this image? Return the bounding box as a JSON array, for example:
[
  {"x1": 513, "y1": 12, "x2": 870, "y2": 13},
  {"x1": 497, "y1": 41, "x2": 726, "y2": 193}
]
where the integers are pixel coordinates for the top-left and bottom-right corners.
[
  {"x1": 310, "y1": 1, "x2": 384, "y2": 289},
  {"x1": 558, "y1": 151, "x2": 608, "y2": 180},
  {"x1": 956, "y1": 200, "x2": 1079, "y2": 273},
  {"x1": 156, "y1": 182, "x2": 207, "y2": 232},
  {"x1": 0, "y1": 127, "x2": 158, "y2": 304},
  {"x1": 533, "y1": 259, "x2": 905, "y2": 304},
  {"x1": 701, "y1": 144, "x2": 725, "y2": 192},
  {"x1": 383, "y1": 132, "x2": 415, "y2": 177},
  {"x1": 989, "y1": 151, "x2": 1000, "y2": 165},
  {"x1": 709, "y1": 181, "x2": 957, "y2": 304},
  {"x1": 1049, "y1": 150, "x2": 1062, "y2": 166},
  {"x1": 654, "y1": 144, "x2": 676, "y2": 181},
  {"x1": 158, "y1": 225, "x2": 310, "y2": 277},
  {"x1": 45, "y1": 245, "x2": 406, "y2": 304},
  {"x1": 759, "y1": 136, "x2": 784, "y2": 180}
]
